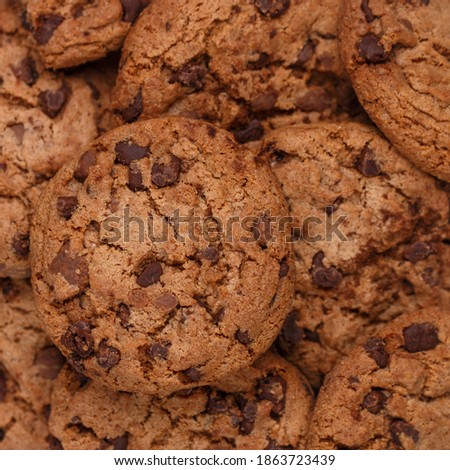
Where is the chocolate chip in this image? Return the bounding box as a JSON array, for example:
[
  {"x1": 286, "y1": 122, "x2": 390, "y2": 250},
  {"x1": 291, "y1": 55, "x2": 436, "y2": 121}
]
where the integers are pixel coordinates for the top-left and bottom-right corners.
[
  {"x1": 120, "y1": 0, "x2": 149, "y2": 23},
  {"x1": 136, "y1": 261, "x2": 163, "y2": 287},
  {"x1": 115, "y1": 140, "x2": 149, "y2": 166},
  {"x1": 296, "y1": 39, "x2": 316, "y2": 67},
  {"x1": 0, "y1": 368, "x2": 7, "y2": 402},
  {"x1": 247, "y1": 52, "x2": 271, "y2": 70},
  {"x1": 20, "y1": 11, "x2": 33, "y2": 31},
  {"x1": 361, "y1": 0, "x2": 376, "y2": 22},
  {"x1": 33, "y1": 14, "x2": 64, "y2": 45},
  {"x1": 61, "y1": 321, "x2": 94, "y2": 358},
  {"x1": 403, "y1": 242, "x2": 431, "y2": 263},
  {"x1": 236, "y1": 329, "x2": 252, "y2": 345},
  {"x1": 67, "y1": 354, "x2": 86, "y2": 374},
  {"x1": 112, "y1": 433, "x2": 129, "y2": 450},
  {"x1": 12, "y1": 233, "x2": 30, "y2": 258},
  {"x1": 34, "y1": 346, "x2": 65, "y2": 379},
  {"x1": 279, "y1": 310, "x2": 303, "y2": 346},
  {"x1": 358, "y1": 33, "x2": 389, "y2": 64},
  {"x1": 206, "y1": 394, "x2": 228, "y2": 414},
  {"x1": 11, "y1": 56, "x2": 38, "y2": 86},
  {"x1": 258, "y1": 373, "x2": 287, "y2": 419},
  {"x1": 403, "y1": 323, "x2": 439, "y2": 353},
  {"x1": 356, "y1": 144, "x2": 381, "y2": 177},
  {"x1": 213, "y1": 307, "x2": 225, "y2": 323},
  {"x1": 8, "y1": 123, "x2": 26, "y2": 144},
  {"x1": 233, "y1": 119, "x2": 264, "y2": 144},
  {"x1": 363, "y1": 389, "x2": 387, "y2": 414},
  {"x1": 117, "y1": 303, "x2": 131, "y2": 327},
  {"x1": 49, "y1": 242, "x2": 89, "y2": 289},
  {"x1": 74, "y1": 150, "x2": 97, "y2": 182},
  {"x1": 254, "y1": 0, "x2": 290, "y2": 18},
  {"x1": 38, "y1": 84, "x2": 70, "y2": 118},
  {"x1": 169, "y1": 58, "x2": 207, "y2": 90},
  {"x1": 196, "y1": 246, "x2": 219, "y2": 263},
  {"x1": 252, "y1": 214, "x2": 272, "y2": 247},
  {"x1": 240, "y1": 401, "x2": 257, "y2": 434},
  {"x1": 146, "y1": 342, "x2": 171, "y2": 360},
  {"x1": 296, "y1": 88, "x2": 331, "y2": 112},
  {"x1": 118, "y1": 90, "x2": 143, "y2": 123},
  {"x1": 128, "y1": 165, "x2": 145, "y2": 192},
  {"x1": 207, "y1": 125, "x2": 217, "y2": 138},
  {"x1": 57, "y1": 196, "x2": 78, "y2": 219},
  {"x1": 95, "y1": 340, "x2": 121, "y2": 370},
  {"x1": 390, "y1": 419, "x2": 419, "y2": 449},
  {"x1": 311, "y1": 251, "x2": 343, "y2": 289},
  {"x1": 251, "y1": 90, "x2": 278, "y2": 112},
  {"x1": 48, "y1": 435, "x2": 64, "y2": 450},
  {"x1": 180, "y1": 367, "x2": 202, "y2": 383},
  {"x1": 151, "y1": 155, "x2": 182, "y2": 188},
  {"x1": 278, "y1": 258, "x2": 290, "y2": 278},
  {"x1": 364, "y1": 337, "x2": 389, "y2": 368}
]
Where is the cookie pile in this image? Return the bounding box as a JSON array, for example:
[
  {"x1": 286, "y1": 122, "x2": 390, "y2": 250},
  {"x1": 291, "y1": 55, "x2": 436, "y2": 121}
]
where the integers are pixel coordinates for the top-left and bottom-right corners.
[{"x1": 1, "y1": 0, "x2": 449, "y2": 450}]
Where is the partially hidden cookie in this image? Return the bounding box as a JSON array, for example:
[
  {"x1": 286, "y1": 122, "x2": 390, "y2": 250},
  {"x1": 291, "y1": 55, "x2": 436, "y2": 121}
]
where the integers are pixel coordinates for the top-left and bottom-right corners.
[
  {"x1": 31, "y1": 117, "x2": 294, "y2": 395},
  {"x1": 0, "y1": 30, "x2": 111, "y2": 278},
  {"x1": 49, "y1": 353, "x2": 313, "y2": 450},
  {"x1": 339, "y1": 0, "x2": 450, "y2": 181},
  {"x1": 19, "y1": 0, "x2": 150, "y2": 68},
  {"x1": 113, "y1": 0, "x2": 362, "y2": 144},
  {"x1": 0, "y1": 278, "x2": 65, "y2": 449},
  {"x1": 263, "y1": 122, "x2": 450, "y2": 389},
  {"x1": 307, "y1": 308, "x2": 450, "y2": 449}
]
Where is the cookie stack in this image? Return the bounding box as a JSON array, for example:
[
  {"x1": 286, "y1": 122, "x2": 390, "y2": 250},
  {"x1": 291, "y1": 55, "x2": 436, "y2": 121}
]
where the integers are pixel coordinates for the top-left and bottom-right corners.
[{"x1": 0, "y1": 0, "x2": 449, "y2": 451}]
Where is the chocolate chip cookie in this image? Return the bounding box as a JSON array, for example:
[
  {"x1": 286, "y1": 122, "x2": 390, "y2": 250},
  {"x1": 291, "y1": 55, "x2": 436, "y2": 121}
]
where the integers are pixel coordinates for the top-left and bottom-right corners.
[
  {"x1": 339, "y1": 0, "x2": 450, "y2": 181},
  {"x1": 263, "y1": 122, "x2": 450, "y2": 389},
  {"x1": 0, "y1": 31, "x2": 110, "y2": 278},
  {"x1": 49, "y1": 353, "x2": 313, "y2": 450},
  {"x1": 307, "y1": 308, "x2": 450, "y2": 449},
  {"x1": 0, "y1": 278, "x2": 65, "y2": 449},
  {"x1": 19, "y1": 0, "x2": 150, "y2": 68},
  {"x1": 113, "y1": 0, "x2": 361, "y2": 144},
  {"x1": 31, "y1": 117, "x2": 294, "y2": 395}
]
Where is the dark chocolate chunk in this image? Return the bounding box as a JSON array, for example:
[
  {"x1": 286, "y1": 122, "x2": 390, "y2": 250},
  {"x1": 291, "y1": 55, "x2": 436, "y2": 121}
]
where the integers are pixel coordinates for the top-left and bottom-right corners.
[
  {"x1": 358, "y1": 33, "x2": 389, "y2": 64},
  {"x1": 11, "y1": 56, "x2": 39, "y2": 86},
  {"x1": 49, "y1": 242, "x2": 89, "y2": 289},
  {"x1": 118, "y1": 90, "x2": 143, "y2": 123},
  {"x1": 33, "y1": 14, "x2": 64, "y2": 45},
  {"x1": 403, "y1": 323, "x2": 439, "y2": 353},
  {"x1": 151, "y1": 155, "x2": 182, "y2": 188},
  {"x1": 56, "y1": 196, "x2": 78, "y2": 219},
  {"x1": 235, "y1": 329, "x2": 252, "y2": 345},
  {"x1": 136, "y1": 262, "x2": 163, "y2": 287},
  {"x1": 254, "y1": 0, "x2": 290, "y2": 18},
  {"x1": 38, "y1": 84, "x2": 70, "y2": 118},
  {"x1": 362, "y1": 389, "x2": 387, "y2": 414},
  {"x1": 364, "y1": 337, "x2": 389, "y2": 368},
  {"x1": 390, "y1": 419, "x2": 419, "y2": 449},
  {"x1": 356, "y1": 144, "x2": 381, "y2": 177},
  {"x1": 296, "y1": 88, "x2": 331, "y2": 112},
  {"x1": 180, "y1": 367, "x2": 202, "y2": 383},
  {"x1": 74, "y1": 150, "x2": 97, "y2": 182},
  {"x1": 115, "y1": 140, "x2": 149, "y2": 166},
  {"x1": 34, "y1": 346, "x2": 65, "y2": 379},
  {"x1": 12, "y1": 233, "x2": 30, "y2": 258},
  {"x1": 311, "y1": 251, "x2": 343, "y2": 289},
  {"x1": 95, "y1": 340, "x2": 121, "y2": 369},
  {"x1": 403, "y1": 242, "x2": 431, "y2": 263},
  {"x1": 233, "y1": 120, "x2": 264, "y2": 144},
  {"x1": 61, "y1": 321, "x2": 94, "y2": 358}
]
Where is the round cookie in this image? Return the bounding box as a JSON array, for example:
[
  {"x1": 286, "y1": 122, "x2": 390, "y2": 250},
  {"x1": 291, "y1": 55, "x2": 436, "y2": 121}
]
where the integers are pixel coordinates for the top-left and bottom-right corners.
[
  {"x1": 19, "y1": 0, "x2": 150, "y2": 69},
  {"x1": 307, "y1": 308, "x2": 450, "y2": 449},
  {"x1": 31, "y1": 117, "x2": 294, "y2": 395},
  {"x1": 0, "y1": 31, "x2": 110, "y2": 278},
  {"x1": 49, "y1": 353, "x2": 313, "y2": 450},
  {"x1": 113, "y1": 0, "x2": 362, "y2": 144},
  {"x1": 0, "y1": 278, "x2": 65, "y2": 449},
  {"x1": 339, "y1": 0, "x2": 450, "y2": 181},
  {"x1": 262, "y1": 122, "x2": 450, "y2": 389}
]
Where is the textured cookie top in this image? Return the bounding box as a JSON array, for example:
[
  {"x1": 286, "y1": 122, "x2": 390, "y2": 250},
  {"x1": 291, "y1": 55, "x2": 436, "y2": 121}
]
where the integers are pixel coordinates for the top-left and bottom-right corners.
[
  {"x1": 0, "y1": 278, "x2": 65, "y2": 449},
  {"x1": 113, "y1": 0, "x2": 359, "y2": 143},
  {"x1": 49, "y1": 353, "x2": 313, "y2": 450},
  {"x1": 263, "y1": 122, "x2": 450, "y2": 388},
  {"x1": 31, "y1": 117, "x2": 294, "y2": 395},
  {"x1": 307, "y1": 308, "x2": 450, "y2": 449},
  {"x1": 340, "y1": 0, "x2": 450, "y2": 181},
  {"x1": 19, "y1": 0, "x2": 150, "y2": 68},
  {"x1": 0, "y1": 29, "x2": 111, "y2": 278}
]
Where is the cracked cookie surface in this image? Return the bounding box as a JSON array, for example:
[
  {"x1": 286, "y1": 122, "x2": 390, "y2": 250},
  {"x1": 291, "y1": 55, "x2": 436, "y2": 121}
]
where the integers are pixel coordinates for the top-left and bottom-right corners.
[
  {"x1": 19, "y1": 0, "x2": 150, "y2": 68},
  {"x1": 31, "y1": 117, "x2": 294, "y2": 395},
  {"x1": 49, "y1": 353, "x2": 313, "y2": 450},
  {"x1": 307, "y1": 308, "x2": 450, "y2": 449},
  {"x1": 263, "y1": 122, "x2": 450, "y2": 389},
  {"x1": 0, "y1": 29, "x2": 112, "y2": 278},
  {"x1": 112, "y1": 0, "x2": 363, "y2": 144},
  {"x1": 339, "y1": 0, "x2": 450, "y2": 181},
  {"x1": 0, "y1": 278, "x2": 65, "y2": 449}
]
